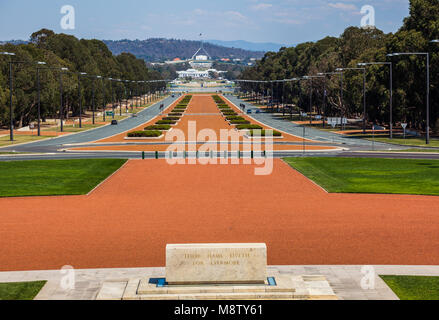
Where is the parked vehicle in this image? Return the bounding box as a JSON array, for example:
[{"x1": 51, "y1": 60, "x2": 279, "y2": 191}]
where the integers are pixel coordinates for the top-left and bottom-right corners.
[{"x1": 111, "y1": 120, "x2": 118, "y2": 125}]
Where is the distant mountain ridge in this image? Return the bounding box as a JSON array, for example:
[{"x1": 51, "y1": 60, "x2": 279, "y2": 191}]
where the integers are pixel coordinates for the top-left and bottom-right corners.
[
  {"x1": 103, "y1": 38, "x2": 265, "y2": 63},
  {"x1": 206, "y1": 40, "x2": 287, "y2": 52}
]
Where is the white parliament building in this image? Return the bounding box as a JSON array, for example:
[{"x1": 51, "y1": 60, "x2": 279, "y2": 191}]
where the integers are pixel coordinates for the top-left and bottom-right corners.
[{"x1": 177, "y1": 46, "x2": 225, "y2": 79}]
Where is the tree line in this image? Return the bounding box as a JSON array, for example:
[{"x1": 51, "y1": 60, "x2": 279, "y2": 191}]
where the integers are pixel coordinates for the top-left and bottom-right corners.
[
  {"x1": 0, "y1": 29, "x2": 165, "y2": 129},
  {"x1": 238, "y1": 0, "x2": 439, "y2": 133}
]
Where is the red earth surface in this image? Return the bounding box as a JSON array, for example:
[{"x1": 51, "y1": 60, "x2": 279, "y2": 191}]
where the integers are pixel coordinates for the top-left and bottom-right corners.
[{"x1": 0, "y1": 159, "x2": 438, "y2": 272}]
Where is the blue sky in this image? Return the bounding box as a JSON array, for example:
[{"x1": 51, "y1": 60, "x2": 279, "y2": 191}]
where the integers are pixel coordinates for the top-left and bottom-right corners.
[{"x1": 0, "y1": 0, "x2": 410, "y2": 45}]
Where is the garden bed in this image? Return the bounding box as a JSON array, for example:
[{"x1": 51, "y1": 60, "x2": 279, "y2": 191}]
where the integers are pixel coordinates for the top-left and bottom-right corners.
[
  {"x1": 126, "y1": 130, "x2": 164, "y2": 140},
  {"x1": 145, "y1": 125, "x2": 172, "y2": 131}
]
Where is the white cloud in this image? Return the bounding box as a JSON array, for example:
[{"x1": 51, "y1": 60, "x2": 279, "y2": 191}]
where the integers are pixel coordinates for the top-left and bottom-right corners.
[
  {"x1": 251, "y1": 3, "x2": 273, "y2": 11},
  {"x1": 328, "y1": 2, "x2": 358, "y2": 11}
]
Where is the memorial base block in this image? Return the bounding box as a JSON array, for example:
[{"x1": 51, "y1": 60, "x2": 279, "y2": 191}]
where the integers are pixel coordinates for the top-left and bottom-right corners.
[{"x1": 97, "y1": 273, "x2": 338, "y2": 300}]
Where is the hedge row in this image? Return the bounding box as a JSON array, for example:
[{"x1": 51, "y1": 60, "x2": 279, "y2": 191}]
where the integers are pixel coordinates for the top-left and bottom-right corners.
[
  {"x1": 236, "y1": 124, "x2": 263, "y2": 130},
  {"x1": 145, "y1": 125, "x2": 172, "y2": 131},
  {"x1": 212, "y1": 95, "x2": 225, "y2": 104},
  {"x1": 230, "y1": 120, "x2": 251, "y2": 125},
  {"x1": 163, "y1": 117, "x2": 180, "y2": 121},
  {"x1": 248, "y1": 130, "x2": 282, "y2": 137},
  {"x1": 127, "y1": 130, "x2": 162, "y2": 138},
  {"x1": 226, "y1": 116, "x2": 245, "y2": 121},
  {"x1": 156, "y1": 120, "x2": 177, "y2": 125}
]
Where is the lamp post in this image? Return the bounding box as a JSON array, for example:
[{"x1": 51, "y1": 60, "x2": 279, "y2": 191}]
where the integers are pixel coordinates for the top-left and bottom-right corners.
[
  {"x1": 108, "y1": 78, "x2": 115, "y2": 119},
  {"x1": 36, "y1": 65, "x2": 69, "y2": 133},
  {"x1": 336, "y1": 67, "x2": 366, "y2": 133},
  {"x1": 92, "y1": 76, "x2": 101, "y2": 125},
  {"x1": 77, "y1": 72, "x2": 87, "y2": 128},
  {"x1": 35, "y1": 62, "x2": 47, "y2": 136},
  {"x1": 102, "y1": 76, "x2": 106, "y2": 122},
  {"x1": 283, "y1": 78, "x2": 305, "y2": 120},
  {"x1": 116, "y1": 79, "x2": 122, "y2": 116},
  {"x1": 318, "y1": 72, "x2": 343, "y2": 128},
  {"x1": 0, "y1": 52, "x2": 17, "y2": 141},
  {"x1": 59, "y1": 67, "x2": 69, "y2": 132},
  {"x1": 303, "y1": 75, "x2": 325, "y2": 125},
  {"x1": 358, "y1": 62, "x2": 393, "y2": 138},
  {"x1": 387, "y1": 52, "x2": 430, "y2": 144}
]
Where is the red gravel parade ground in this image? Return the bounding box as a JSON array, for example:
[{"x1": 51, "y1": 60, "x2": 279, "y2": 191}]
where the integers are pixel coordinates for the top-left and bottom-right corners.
[{"x1": 1, "y1": 158, "x2": 438, "y2": 272}]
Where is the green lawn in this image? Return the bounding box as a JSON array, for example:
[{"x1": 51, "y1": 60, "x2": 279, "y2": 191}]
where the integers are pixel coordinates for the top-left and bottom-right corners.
[
  {"x1": 380, "y1": 276, "x2": 439, "y2": 300},
  {"x1": 386, "y1": 149, "x2": 439, "y2": 153},
  {"x1": 0, "y1": 281, "x2": 46, "y2": 300},
  {"x1": 0, "y1": 159, "x2": 127, "y2": 197},
  {"x1": 284, "y1": 157, "x2": 439, "y2": 195},
  {"x1": 369, "y1": 137, "x2": 439, "y2": 148}
]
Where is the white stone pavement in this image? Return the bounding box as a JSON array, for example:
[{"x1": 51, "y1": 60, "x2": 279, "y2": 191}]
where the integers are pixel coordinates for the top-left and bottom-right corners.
[{"x1": 1, "y1": 265, "x2": 438, "y2": 300}]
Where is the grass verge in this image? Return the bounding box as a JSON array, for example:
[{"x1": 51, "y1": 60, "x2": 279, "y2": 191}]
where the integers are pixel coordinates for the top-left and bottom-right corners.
[
  {"x1": 380, "y1": 276, "x2": 439, "y2": 300},
  {"x1": 0, "y1": 281, "x2": 47, "y2": 300},
  {"x1": 367, "y1": 137, "x2": 439, "y2": 148},
  {"x1": 0, "y1": 159, "x2": 127, "y2": 197},
  {"x1": 284, "y1": 157, "x2": 439, "y2": 195},
  {"x1": 0, "y1": 135, "x2": 48, "y2": 148}
]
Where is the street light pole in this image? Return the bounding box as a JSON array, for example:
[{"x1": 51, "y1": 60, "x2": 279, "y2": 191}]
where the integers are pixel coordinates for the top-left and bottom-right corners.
[
  {"x1": 1, "y1": 52, "x2": 17, "y2": 141},
  {"x1": 358, "y1": 62, "x2": 393, "y2": 138},
  {"x1": 35, "y1": 62, "x2": 47, "y2": 136},
  {"x1": 318, "y1": 72, "x2": 343, "y2": 128},
  {"x1": 387, "y1": 52, "x2": 430, "y2": 144},
  {"x1": 336, "y1": 67, "x2": 366, "y2": 133},
  {"x1": 78, "y1": 72, "x2": 87, "y2": 128}
]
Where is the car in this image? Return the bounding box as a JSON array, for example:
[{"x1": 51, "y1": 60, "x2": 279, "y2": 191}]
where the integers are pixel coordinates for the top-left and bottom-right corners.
[
  {"x1": 131, "y1": 113, "x2": 138, "y2": 118},
  {"x1": 172, "y1": 94, "x2": 175, "y2": 98},
  {"x1": 111, "y1": 120, "x2": 118, "y2": 125},
  {"x1": 247, "y1": 109, "x2": 253, "y2": 114}
]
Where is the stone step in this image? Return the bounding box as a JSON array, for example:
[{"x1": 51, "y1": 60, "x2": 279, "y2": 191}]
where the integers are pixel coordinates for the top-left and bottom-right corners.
[
  {"x1": 137, "y1": 284, "x2": 297, "y2": 295},
  {"x1": 126, "y1": 291, "x2": 310, "y2": 301}
]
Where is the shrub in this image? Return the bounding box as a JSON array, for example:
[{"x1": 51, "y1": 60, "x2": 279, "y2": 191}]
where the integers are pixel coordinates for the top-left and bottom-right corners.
[
  {"x1": 236, "y1": 124, "x2": 263, "y2": 130},
  {"x1": 163, "y1": 117, "x2": 180, "y2": 121},
  {"x1": 127, "y1": 130, "x2": 162, "y2": 138},
  {"x1": 248, "y1": 130, "x2": 282, "y2": 137},
  {"x1": 156, "y1": 120, "x2": 176, "y2": 125},
  {"x1": 230, "y1": 120, "x2": 251, "y2": 125},
  {"x1": 226, "y1": 116, "x2": 245, "y2": 121},
  {"x1": 169, "y1": 113, "x2": 182, "y2": 117},
  {"x1": 144, "y1": 125, "x2": 172, "y2": 131}
]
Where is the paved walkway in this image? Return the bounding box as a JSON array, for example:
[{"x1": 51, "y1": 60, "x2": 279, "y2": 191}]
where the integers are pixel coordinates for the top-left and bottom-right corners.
[{"x1": 1, "y1": 265, "x2": 438, "y2": 300}]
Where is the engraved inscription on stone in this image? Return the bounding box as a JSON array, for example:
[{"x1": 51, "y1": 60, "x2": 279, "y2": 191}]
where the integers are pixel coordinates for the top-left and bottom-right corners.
[{"x1": 166, "y1": 243, "x2": 267, "y2": 284}]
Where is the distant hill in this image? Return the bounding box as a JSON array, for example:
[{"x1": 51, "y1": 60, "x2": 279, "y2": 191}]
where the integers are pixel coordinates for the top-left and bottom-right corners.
[
  {"x1": 103, "y1": 38, "x2": 265, "y2": 62},
  {"x1": 0, "y1": 40, "x2": 29, "y2": 45},
  {"x1": 206, "y1": 40, "x2": 287, "y2": 52}
]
